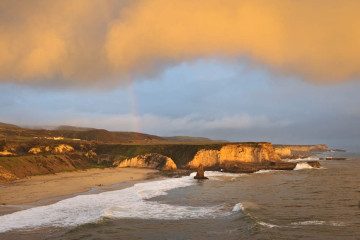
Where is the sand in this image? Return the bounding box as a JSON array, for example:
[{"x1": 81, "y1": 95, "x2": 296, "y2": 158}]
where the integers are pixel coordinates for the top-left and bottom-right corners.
[{"x1": 0, "y1": 168, "x2": 158, "y2": 208}]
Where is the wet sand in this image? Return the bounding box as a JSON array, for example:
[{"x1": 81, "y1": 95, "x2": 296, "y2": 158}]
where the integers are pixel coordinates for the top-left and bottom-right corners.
[{"x1": 0, "y1": 168, "x2": 158, "y2": 209}]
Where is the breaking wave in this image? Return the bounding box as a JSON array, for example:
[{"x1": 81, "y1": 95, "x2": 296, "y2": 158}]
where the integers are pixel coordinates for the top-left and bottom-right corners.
[
  {"x1": 294, "y1": 162, "x2": 314, "y2": 170},
  {"x1": 232, "y1": 203, "x2": 244, "y2": 212},
  {"x1": 290, "y1": 221, "x2": 345, "y2": 227}
]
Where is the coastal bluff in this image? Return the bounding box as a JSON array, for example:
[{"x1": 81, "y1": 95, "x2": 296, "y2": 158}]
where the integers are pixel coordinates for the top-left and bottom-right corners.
[
  {"x1": 188, "y1": 143, "x2": 281, "y2": 168},
  {"x1": 113, "y1": 153, "x2": 177, "y2": 170},
  {"x1": 274, "y1": 144, "x2": 328, "y2": 158},
  {"x1": 0, "y1": 141, "x2": 326, "y2": 182}
]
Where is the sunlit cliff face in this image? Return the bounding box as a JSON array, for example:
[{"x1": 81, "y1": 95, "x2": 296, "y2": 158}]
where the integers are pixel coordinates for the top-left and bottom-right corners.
[{"x1": 0, "y1": 0, "x2": 360, "y2": 86}]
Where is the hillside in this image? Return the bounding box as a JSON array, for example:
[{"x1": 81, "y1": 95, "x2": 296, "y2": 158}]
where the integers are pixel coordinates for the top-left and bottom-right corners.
[
  {"x1": 0, "y1": 122, "x2": 20, "y2": 129},
  {"x1": 0, "y1": 123, "x2": 169, "y2": 144},
  {"x1": 164, "y1": 136, "x2": 222, "y2": 143},
  {"x1": 56, "y1": 125, "x2": 96, "y2": 131},
  {"x1": 0, "y1": 122, "x2": 226, "y2": 144}
]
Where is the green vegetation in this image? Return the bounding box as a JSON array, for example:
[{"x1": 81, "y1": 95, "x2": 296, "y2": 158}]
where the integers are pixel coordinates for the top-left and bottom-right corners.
[{"x1": 95, "y1": 143, "x2": 225, "y2": 167}]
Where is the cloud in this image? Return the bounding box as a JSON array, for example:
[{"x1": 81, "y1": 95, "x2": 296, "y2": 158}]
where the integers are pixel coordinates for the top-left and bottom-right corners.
[
  {"x1": 1, "y1": 0, "x2": 360, "y2": 86},
  {"x1": 41, "y1": 113, "x2": 291, "y2": 136}
]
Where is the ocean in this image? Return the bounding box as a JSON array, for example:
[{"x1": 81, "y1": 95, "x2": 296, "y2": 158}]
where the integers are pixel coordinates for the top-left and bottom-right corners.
[{"x1": 0, "y1": 151, "x2": 359, "y2": 240}]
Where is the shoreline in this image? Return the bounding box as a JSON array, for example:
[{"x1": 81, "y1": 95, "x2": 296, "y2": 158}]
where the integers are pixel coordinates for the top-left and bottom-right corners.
[{"x1": 0, "y1": 167, "x2": 159, "y2": 215}]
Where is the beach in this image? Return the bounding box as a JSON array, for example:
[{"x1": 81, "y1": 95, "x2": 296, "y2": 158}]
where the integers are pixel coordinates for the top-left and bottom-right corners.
[
  {"x1": 0, "y1": 152, "x2": 359, "y2": 239},
  {"x1": 0, "y1": 168, "x2": 158, "y2": 208}
]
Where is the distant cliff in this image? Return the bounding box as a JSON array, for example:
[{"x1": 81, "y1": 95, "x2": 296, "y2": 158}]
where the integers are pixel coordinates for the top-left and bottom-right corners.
[{"x1": 274, "y1": 144, "x2": 328, "y2": 158}]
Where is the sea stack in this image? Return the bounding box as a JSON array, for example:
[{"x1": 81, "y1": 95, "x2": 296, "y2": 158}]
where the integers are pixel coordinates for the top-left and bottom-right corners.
[{"x1": 194, "y1": 164, "x2": 208, "y2": 179}]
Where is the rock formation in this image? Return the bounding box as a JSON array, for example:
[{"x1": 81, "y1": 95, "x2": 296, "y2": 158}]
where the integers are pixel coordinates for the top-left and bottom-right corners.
[
  {"x1": 194, "y1": 164, "x2": 208, "y2": 179},
  {"x1": 305, "y1": 161, "x2": 322, "y2": 168},
  {"x1": 0, "y1": 150, "x2": 14, "y2": 156},
  {"x1": 114, "y1": 153, "x2": 177, "y2": 170},
  {"x1": 188, "y1": 143, "x2": 281, "y2": 168},
  {"x1": 52, "y1": 144, "x2": 74, "y2": 153},
  {"x1": 28, "y1": 147, "x2": 43, "y2": 154},
  {"x1": 28, "y1": 145, "x2": 74, "y2": 154}
]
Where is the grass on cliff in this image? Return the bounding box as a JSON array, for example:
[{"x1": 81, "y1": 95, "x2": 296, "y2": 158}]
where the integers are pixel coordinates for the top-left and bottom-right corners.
[{"x1": 95, "y1": 143, "x2": 226, "y2": 167}]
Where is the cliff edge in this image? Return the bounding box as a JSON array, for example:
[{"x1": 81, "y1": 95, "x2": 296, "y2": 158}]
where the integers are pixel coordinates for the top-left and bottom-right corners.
[{"x1": 188, "y1": 142, "x2": 281, "y2": 168}]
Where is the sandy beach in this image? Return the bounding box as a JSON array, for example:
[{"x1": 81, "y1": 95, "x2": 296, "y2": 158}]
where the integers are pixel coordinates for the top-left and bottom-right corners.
[{"x1": 0, "y1": 168, "x2": 158, "y2": 209}]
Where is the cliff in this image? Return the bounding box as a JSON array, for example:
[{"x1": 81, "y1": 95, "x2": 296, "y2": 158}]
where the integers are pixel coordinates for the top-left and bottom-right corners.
[
  {"x1": 0, "y1": 139, "x2": 325, "y2": 183},
  {"x1": 188, "y1": 143, "x2": 281, "y2": 168},
  {"x1": 274, "y1": 144, "x2": 328, "y2": 158},
  {"x1": 0, "y1": 154, "x2": 92, "y2": 183},
  {"x1": 274, "y1": 147, "x2": 292, "y2": 158},
  {"x1": 113, "y1": 153, "x2": 177, "y2": 170},
  {"x1": 288, "y1": 144, "x2": 328, "y2": 153}
]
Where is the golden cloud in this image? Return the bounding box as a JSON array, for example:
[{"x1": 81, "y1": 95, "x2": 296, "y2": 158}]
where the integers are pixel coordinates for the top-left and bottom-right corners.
[{"x1": 0, "y1": 0, "x2": 359, "y2": 86}]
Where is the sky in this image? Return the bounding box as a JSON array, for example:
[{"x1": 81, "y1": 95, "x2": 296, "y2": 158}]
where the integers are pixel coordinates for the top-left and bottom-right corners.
[{"x1": 0, "y1": 0, "x2": 360, "y2": 148}]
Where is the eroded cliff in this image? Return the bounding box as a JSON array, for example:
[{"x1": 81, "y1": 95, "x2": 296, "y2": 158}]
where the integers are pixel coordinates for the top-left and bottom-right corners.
[
  {"x1": 113, "y1": 153, "x2": 177, "y2": 170},
  {"x1": 188, "y1": 143, "x2": 281, "y2": 168}
]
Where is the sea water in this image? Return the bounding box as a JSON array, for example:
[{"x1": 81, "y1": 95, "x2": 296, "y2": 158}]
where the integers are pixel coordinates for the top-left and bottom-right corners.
[{"x1": 0, "y1": 151, "x2": 359, "y2": 240}]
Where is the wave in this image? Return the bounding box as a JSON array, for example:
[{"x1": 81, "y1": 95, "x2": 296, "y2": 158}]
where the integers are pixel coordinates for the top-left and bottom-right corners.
[
  {"x1": 257, "y1": 221, "x2": 281, "y2": 228},
  {"x1": 232, "y1": 203, "x2": 244, "y2": 212},
  {"x1": 190, "y1": 171, "x2": 247, "y2": 178},
  {"x1": 290, "y1": 220, "x2": 345, "y2": 227},
  {"x1": 258, "y1": 220, "x2": 345, "y2": 228},
  {"x1": 0, "y1": 175, "x2": 230, "y2": 233},
  {"x1": 256, "y1": 220, "x2": 345, "y2": 229},
  {"x1": 190, "y1": 171, "x2": 247, "y2": 182},
  {"x1": 294, "y1": 162, "x2": 314, "y2": 170},
  {"x1": 296, "y1": 156, "x2": 319, "y2": 161},
  {"x1": 232, "y1": 202, "x2": 260, "y2": 212},
  {"x1": 254, "y1": 170, "x2": 283, "y2": 174}
]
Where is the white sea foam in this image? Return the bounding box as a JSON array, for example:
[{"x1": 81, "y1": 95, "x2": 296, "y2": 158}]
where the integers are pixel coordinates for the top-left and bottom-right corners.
[
  {"x1": 190, "y1": 171, "x2": 246, "y2": 178},
  {"x1": 189, "y1": 171, "x2": 246, "y2": 181},
  {"x1": 257, "y1": 221, "x2": 280, "y2": 228},
  {"x1": 254, "y1": 170, "x2": 283, "y2": 174},
  {"x1": 294, "y1": 162, "x2": 313, "y2": 170},
  {"x1": 294, "y1": 156, "x2": 320, "y2": 161},
  {"x1": 232, "y1": 203, "x2": 244, "y2": 212},
  {"x1": 0, "y1": 175, "x2": 228, "y2": 233},
  {"x1": 232, "y1": 202, "x2": 260, "y2": 213},
  {"x1": 290, "y1": 221, "x2": 345, "y2": 226}
]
